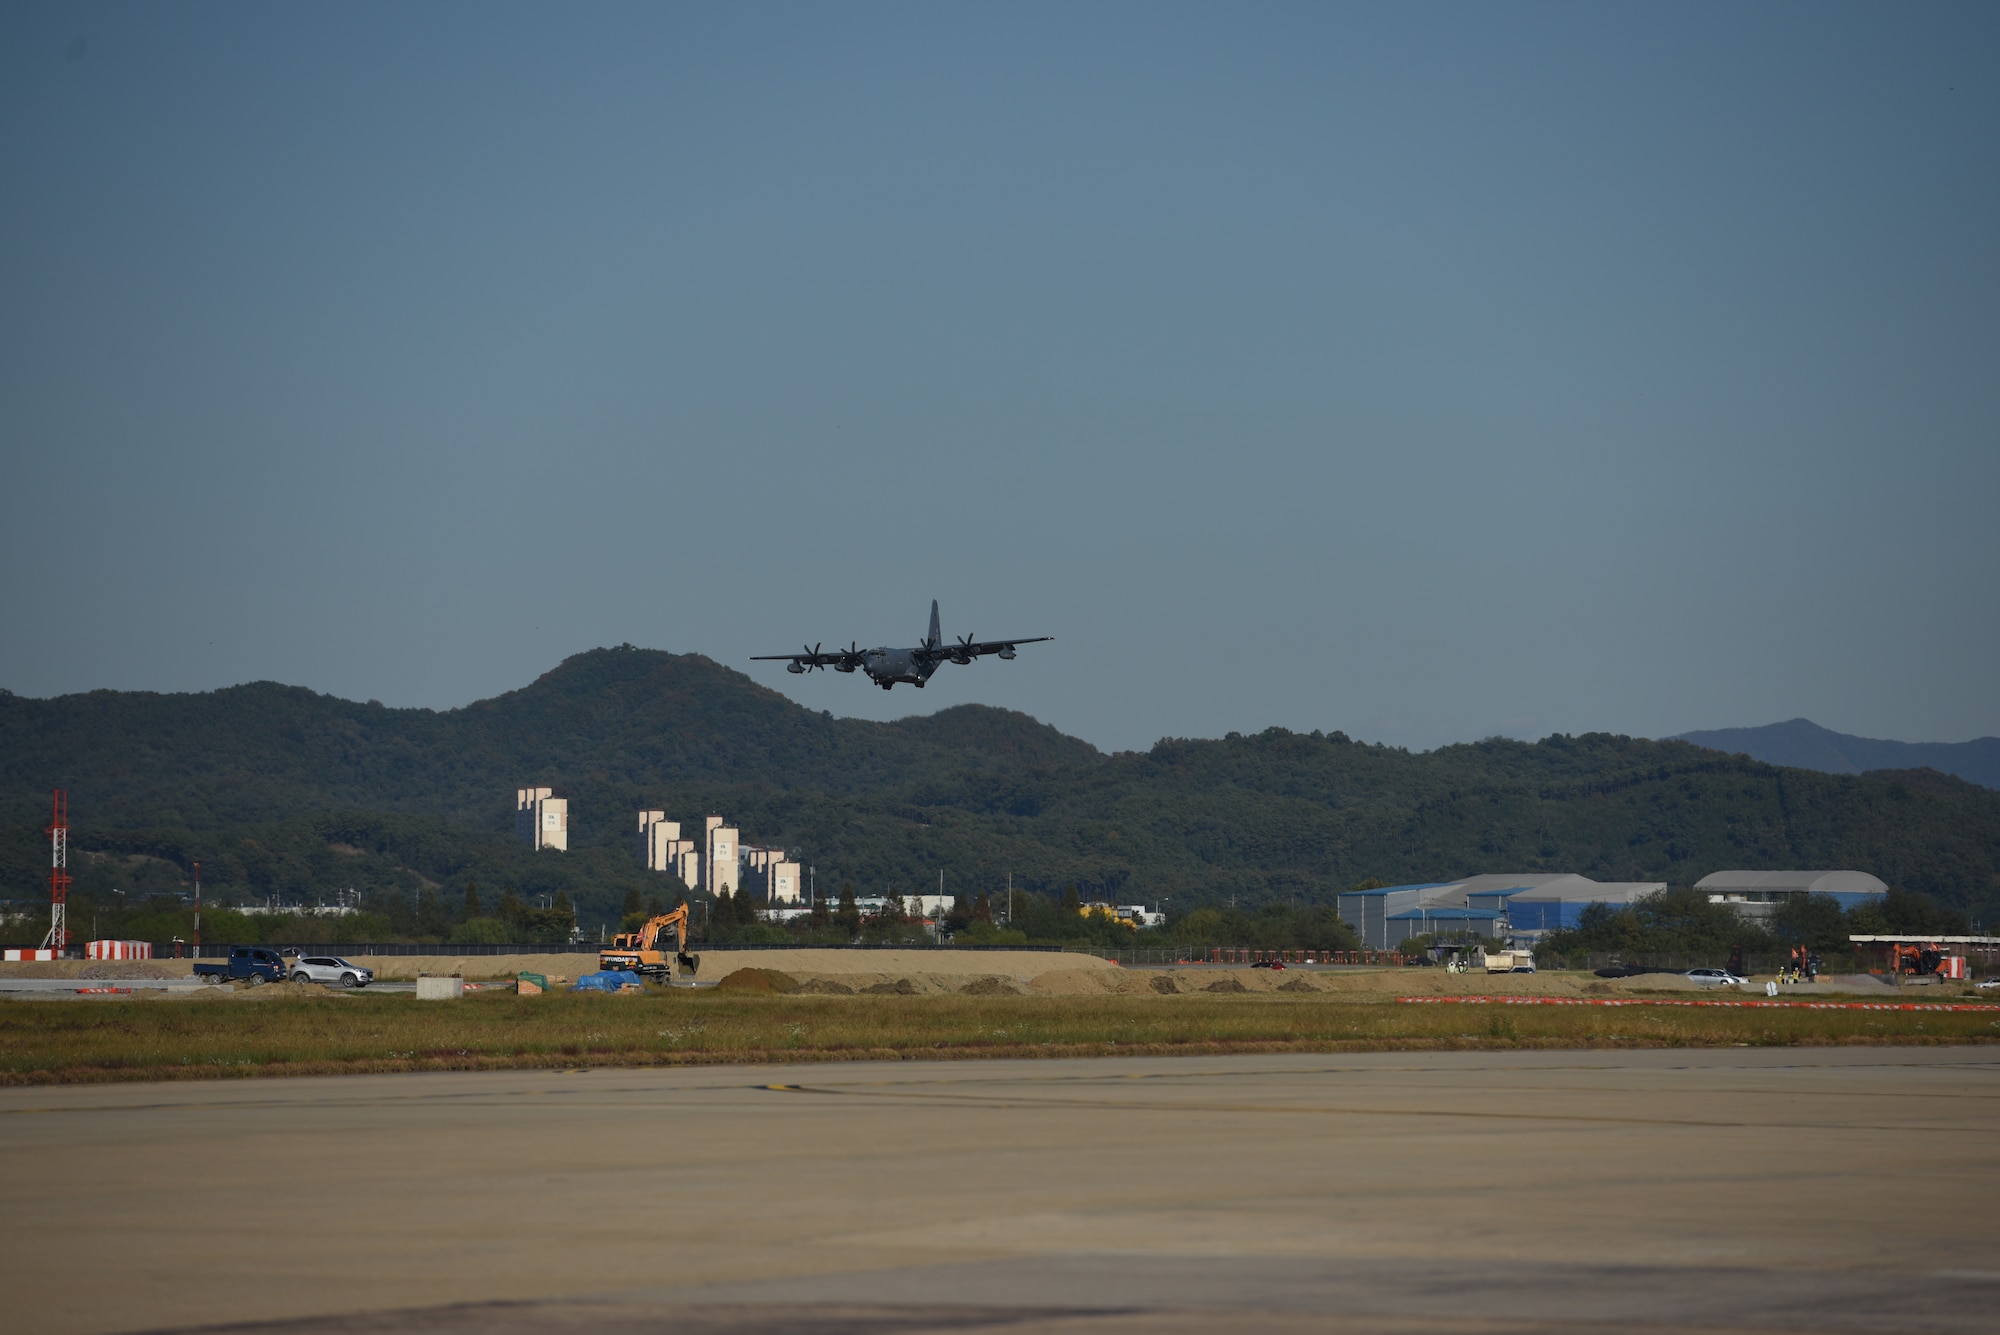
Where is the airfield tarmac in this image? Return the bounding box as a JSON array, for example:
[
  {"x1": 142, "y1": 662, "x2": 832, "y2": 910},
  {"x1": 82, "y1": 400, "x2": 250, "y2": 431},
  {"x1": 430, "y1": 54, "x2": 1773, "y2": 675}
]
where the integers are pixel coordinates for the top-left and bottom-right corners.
[{"x1": 1, "y1": 1048, "x2": 1996, "y2": 1334}]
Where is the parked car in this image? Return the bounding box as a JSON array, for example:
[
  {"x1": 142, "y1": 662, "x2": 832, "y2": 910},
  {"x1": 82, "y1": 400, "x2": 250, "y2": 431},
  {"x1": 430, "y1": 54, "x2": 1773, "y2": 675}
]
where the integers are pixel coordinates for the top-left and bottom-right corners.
[
  {"x1": 1686, "y1": 967, "x2": 1747, "y2": 986},
  {"x1": 192, "y1": 946, "x2": 289, "y2": 986},
  {"x1": 290, "y1": 956, "x2": 374, "y2": 988},
  {"x1": 1250, "y1": 959, "x2": 1286, "y2": 970},
  {"x1": 1975, "y1": 978, "x2": 2000, "y2": 991}
]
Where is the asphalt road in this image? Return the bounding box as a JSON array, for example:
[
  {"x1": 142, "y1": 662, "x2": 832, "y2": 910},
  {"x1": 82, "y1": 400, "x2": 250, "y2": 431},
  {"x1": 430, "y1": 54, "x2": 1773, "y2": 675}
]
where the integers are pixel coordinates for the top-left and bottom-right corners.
[{"x1": 2, "y1": 1048, "x2": 1996, "y2": 1334}]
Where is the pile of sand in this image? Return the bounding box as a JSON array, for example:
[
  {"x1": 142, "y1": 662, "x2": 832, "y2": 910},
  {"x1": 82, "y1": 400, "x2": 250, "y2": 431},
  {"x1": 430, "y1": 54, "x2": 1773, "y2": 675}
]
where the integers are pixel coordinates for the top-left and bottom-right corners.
[
  {"x1": 715, "y1": 968, "x2": 799, "y2": 995},
  {"x1": 345, "y1": 948, "x2": 1114, "y2": 983},
  {"x1": 76, "y1": 961, "x2": 176, "y2": 980},
  {"x1": 958, "y1": 976, "x2": 1024, "y2": 996},
  {"x1": 0, "y1": 959, "x2": 210, "y2": 979}
]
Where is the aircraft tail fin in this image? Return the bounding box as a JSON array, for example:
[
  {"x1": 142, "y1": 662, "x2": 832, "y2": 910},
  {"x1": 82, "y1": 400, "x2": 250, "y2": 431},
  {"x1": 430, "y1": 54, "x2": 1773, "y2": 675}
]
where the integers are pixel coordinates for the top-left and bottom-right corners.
[{"x1": 928, "y1": 599, "x2": 941, "y2": 648}]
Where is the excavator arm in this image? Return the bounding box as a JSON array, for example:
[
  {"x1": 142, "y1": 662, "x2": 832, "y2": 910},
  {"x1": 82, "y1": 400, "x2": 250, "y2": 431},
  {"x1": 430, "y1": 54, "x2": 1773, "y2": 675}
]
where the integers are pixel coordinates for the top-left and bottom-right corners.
[
  {"x1": 637, "y1": 905, "x2": 689, "y2": 954},
  {"x1": 600, "y1": 905, "x2": 700, "y2": 979}
]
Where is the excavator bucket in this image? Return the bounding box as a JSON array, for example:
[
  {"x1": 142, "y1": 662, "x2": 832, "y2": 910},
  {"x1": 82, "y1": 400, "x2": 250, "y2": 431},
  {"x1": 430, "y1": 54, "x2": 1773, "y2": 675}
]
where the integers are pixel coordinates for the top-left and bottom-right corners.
[{"x1": 678, "y1": 950, "x2": 700, "y2": 977}]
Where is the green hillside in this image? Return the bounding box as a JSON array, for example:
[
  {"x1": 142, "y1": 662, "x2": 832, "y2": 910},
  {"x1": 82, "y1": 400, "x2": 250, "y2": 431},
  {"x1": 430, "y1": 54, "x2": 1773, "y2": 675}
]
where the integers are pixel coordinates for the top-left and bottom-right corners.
[
  {"x1": 0, "y1": 646, "x2": 1091, "y2": 830},
  {"x1": 4, "y1": 647, "x2": 1996, "y2": 939}
]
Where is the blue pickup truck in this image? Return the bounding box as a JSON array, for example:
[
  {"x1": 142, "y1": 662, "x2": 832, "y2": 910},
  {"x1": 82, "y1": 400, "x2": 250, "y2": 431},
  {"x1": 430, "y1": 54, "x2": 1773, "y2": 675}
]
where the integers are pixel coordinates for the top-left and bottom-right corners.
[{"x1": 192, "y1": 946, "x2": 289, "y2": 985}]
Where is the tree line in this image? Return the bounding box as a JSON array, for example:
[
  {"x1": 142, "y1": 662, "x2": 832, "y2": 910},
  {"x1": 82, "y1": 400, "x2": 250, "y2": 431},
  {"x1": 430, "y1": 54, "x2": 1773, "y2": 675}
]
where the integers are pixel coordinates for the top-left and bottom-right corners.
[{"x1": 7, "y1": 647, "x2": 1998, "y2": 938}]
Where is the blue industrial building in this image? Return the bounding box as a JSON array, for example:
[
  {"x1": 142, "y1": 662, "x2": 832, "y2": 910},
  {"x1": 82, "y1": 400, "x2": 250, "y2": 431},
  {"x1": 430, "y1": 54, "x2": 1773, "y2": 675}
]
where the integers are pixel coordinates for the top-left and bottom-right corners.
[
  {"x1": 1694, "y1": 870, "x2": 1888, "y2": 921},
  {"x1": 1338, "y1": 874, "x2": 1666, "y2": 949},
  {"x1": 1337, "y1": 869, "x2": 1891, "y2": 949}
]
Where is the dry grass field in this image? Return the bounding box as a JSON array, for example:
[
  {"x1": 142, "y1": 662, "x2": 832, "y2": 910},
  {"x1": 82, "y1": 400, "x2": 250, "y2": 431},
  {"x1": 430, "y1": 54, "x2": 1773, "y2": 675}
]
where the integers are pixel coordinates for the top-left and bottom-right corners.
[{"x1": 2, "y1": 980, "x2": 1995, "y2": 1084}]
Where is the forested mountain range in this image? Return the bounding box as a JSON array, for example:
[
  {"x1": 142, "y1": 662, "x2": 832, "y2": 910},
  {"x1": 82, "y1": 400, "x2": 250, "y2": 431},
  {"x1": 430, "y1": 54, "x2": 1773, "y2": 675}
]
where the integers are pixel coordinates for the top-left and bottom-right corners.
[
  {"x1": 4, "y1": 647, "x2": 1997, "y2": 933},
  {"x1": 1675, "y1": 717, "x2": 2000, "y2": 790}
]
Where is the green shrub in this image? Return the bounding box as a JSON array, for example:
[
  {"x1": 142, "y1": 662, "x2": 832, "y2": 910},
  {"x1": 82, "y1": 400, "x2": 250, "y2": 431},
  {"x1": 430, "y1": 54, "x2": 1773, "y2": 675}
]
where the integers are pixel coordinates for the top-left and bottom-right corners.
[{"x1": 450, "y1": 917, "x2": 512, "y2": 945}]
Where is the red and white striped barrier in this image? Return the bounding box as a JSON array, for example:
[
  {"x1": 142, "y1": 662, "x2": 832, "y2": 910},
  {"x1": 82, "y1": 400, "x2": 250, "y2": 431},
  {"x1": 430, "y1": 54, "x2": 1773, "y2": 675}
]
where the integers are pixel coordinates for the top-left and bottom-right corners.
[
  {"x1": 1398, "y1": 995, "x2": 2000, "y2": 1012},
  {"x1": 85, "y1": 940, "x2": 152, "y2": 961},
  {"x1": 4, "y1": 948, "x2": 57, "y2": 962}
]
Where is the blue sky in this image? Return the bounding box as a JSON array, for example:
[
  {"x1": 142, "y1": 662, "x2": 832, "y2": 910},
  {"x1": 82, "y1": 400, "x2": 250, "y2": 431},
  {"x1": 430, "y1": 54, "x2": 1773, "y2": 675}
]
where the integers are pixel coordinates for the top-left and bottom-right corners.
[{"x1": 2, "y1": 2, "x2": 1995, "y2": 752}]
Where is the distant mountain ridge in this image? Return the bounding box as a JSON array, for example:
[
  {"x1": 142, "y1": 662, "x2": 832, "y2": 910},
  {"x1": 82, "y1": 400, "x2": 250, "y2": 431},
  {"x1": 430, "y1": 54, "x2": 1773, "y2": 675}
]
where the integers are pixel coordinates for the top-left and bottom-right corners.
[{"x1": 1674, "y1": 718, "x2": 2000, "y2": 791}]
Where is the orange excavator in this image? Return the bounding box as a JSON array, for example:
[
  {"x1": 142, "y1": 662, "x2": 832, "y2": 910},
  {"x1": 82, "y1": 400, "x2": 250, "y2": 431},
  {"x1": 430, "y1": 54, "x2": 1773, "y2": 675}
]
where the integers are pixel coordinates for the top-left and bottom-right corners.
[
  {"x1": 1888, "y1": 942, "x2": 1944, "y2": 977},
  {"x1": 600, "y1": 905, "x2": 701, "y2": 981}
]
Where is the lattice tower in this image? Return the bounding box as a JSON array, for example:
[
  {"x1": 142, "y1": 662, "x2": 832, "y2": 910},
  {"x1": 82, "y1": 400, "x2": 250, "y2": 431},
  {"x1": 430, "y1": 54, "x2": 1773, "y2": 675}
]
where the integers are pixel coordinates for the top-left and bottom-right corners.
[{"x1": 41, "y1": 789, "x2": 70, "y2": 951}]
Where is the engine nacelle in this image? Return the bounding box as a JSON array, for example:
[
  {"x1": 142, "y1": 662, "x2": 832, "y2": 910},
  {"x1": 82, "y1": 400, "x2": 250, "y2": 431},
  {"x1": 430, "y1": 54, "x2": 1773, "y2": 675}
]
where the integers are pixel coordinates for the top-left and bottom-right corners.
[
  {"x1": 835, "y1": 663, "x2": 857, "y2": 673},
  {"x1": 997, "y1": 647, "x2": 1016, "y2": 660},
  {"x1": 786, "y1": 662, "x2": 806, "y2": 674}
]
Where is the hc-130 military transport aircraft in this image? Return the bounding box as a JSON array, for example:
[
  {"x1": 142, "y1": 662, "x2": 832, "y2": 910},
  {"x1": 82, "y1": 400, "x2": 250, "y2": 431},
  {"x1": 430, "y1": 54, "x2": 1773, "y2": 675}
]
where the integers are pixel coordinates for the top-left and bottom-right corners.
[{"x1": 753, "y1": 600, "x2": 1051, "y2": 691}]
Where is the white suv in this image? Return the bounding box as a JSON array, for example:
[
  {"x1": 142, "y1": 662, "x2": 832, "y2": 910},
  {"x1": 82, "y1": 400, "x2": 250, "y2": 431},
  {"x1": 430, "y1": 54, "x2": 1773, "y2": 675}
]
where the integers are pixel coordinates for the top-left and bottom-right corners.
[{"x1": 289, "y1": 956, "x2": 374, "y2": 988}]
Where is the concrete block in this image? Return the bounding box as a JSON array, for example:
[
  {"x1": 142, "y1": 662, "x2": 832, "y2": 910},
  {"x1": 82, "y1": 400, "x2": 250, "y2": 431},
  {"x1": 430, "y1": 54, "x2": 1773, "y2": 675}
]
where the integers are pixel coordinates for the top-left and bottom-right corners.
[{"x1": 416, "y1": 974, "x2": 464, "y2": 1001}]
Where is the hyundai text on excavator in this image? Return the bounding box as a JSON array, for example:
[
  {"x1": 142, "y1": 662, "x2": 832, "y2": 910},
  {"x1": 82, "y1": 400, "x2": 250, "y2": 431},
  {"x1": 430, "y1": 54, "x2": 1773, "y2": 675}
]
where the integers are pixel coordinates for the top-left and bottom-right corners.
[{"x1": 600, "y1": 905, "x2": 701, "y2": 981}]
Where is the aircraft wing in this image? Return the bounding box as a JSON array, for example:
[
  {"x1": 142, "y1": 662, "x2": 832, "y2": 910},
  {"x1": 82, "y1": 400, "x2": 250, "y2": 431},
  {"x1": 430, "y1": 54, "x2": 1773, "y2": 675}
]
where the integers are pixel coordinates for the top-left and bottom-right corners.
[
  {"x1": 751, "y1": 646, "x2": 865, "y2": 672},
  {"x1": 920, "y1": 635, "x2": 1053, "y2": 665}
]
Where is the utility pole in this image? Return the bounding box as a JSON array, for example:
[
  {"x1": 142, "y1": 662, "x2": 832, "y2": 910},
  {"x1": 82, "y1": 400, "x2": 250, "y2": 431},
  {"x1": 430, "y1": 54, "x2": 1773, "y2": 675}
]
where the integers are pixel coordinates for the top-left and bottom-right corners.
[
  {"x1": 192, "y1": 860, "x2": 202, "y2": 953},
  {"x1": 41, "y1": 790, "x2": 70, "y2": 951},
  {"x1": 1007, "y1": 872, "x2": 1013, "y2": 925}
]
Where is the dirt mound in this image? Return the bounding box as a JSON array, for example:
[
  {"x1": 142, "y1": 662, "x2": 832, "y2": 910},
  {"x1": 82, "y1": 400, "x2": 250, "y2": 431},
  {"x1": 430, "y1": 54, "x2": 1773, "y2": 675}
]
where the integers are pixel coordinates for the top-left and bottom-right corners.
[
  {"x1": 958, "y1": 975, "x2": 1023, "y2": 996},
  {"x1": 340, "y1": 948, "x2": 1112, "y2": 983},
  {"x1": 1204, "y1": 976, "x2": 1248, "y2": 993},
  {"x1": 76, "y1": 961, "x2": 176, "y2": 980},
  {"x1": 1277, "y1": 976, "x2": 1320, "y2": 993},
  {"x1": 1148, "y1": 974, "x2": 1180, "y2": 995},
  {"x1": 1610, "y1": 973, "x2": 1710, "y2": 992},
  {"x1": 1, "y1": 962, "x2": 74, "y2": 978},
  {"x1": 1026, "y1": 969, "x2": 1117, "y2": 996},
  {"x1": 793, "y1": 978, "x2": 854, "y2": 994},
  {"x1": 862, "y1": 978, "x2": 918, "y2": 995},
  {"x1": 717, "y1": 968, "x2": 799, "y2": 995}
]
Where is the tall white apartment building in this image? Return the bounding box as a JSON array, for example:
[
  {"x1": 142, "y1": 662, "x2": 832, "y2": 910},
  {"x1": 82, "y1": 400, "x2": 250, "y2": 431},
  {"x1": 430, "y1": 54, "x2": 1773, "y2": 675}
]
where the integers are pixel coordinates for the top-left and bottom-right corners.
[
  {"x1": 637, "y1": 811, "x2": 695, "y2": 884},
  {"x1": 742, "y1": 847, "x2": 803, "y2": 904},
  {"x1": 516, "y1": 788, "x2": 568, "y2": 852},
  {"x1": 704, "y1": 816, "x2": 739, "y2": 897}
]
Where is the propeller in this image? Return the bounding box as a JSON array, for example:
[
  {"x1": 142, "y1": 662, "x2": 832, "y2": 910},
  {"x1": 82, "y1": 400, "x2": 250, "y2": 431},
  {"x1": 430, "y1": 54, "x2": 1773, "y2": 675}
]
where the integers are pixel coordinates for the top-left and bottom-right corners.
[
  {"x1": 950, "y1": 632, "x2": 977, "y2": 665},
  {"x1": 802, "y1": 642, "x2": 825, "y2": 672},
  {"x1": 835, "y1": 641, "x2": 861, "y2": 673}
]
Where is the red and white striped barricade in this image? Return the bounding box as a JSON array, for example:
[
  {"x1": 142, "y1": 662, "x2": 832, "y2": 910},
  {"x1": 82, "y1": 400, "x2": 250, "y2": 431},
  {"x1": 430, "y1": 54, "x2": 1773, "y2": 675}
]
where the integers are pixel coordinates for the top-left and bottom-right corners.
[{"x1": 84, "y1": 940, "x2": 153, "y2": 961}]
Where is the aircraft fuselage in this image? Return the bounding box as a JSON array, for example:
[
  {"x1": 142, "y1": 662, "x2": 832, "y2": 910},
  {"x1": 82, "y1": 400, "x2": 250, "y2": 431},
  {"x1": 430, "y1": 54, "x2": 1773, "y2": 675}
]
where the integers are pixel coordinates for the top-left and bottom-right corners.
[{"x1": 862, "y1": 647, "x2": 938, "y2": 689}]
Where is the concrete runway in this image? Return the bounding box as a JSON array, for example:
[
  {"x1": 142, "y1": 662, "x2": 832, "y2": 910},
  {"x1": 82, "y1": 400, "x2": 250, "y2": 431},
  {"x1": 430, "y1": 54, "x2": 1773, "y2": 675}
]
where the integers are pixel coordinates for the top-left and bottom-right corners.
[{"x1": 2, "y1": 1048, "x2": 1996, "y2": 1334}]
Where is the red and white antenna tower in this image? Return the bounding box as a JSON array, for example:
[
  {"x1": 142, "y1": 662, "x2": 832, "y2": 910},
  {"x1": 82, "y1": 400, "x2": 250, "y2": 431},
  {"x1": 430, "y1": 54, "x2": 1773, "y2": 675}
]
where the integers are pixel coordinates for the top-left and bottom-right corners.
[{"x1": 41, "y1": 789, "x2": 71, "y2": 952}]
